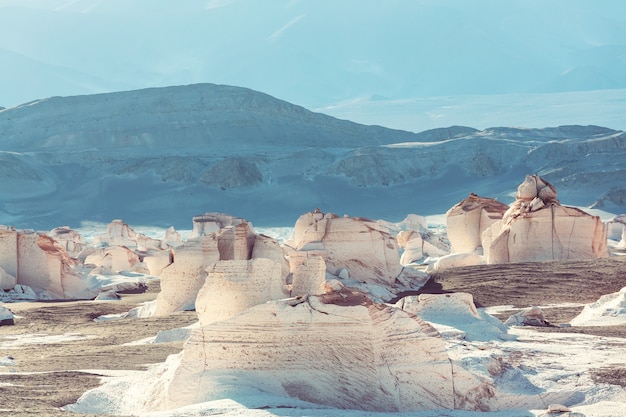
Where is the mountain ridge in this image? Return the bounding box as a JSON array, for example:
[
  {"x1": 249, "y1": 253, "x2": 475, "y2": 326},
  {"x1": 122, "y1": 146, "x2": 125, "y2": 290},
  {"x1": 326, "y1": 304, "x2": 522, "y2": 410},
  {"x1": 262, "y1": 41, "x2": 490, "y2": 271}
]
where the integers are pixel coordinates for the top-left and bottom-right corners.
[{"x1": 0, "y1": 84, "x2": 624, "y2": 229}]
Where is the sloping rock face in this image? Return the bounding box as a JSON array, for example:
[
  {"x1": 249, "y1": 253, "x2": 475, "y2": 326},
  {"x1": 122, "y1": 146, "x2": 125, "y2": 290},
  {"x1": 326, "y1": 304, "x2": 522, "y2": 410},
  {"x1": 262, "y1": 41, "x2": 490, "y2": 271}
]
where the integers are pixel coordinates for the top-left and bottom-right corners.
[
  {"x1": 446, "y1": 193, "x2": 509, "y2": 254},
  {"x1": 482, "y1": 175, "x2": 608, "y2": 263},
  {"x1": 153, "y1": 295, "x2": 490, "y2": 412},
  {"x1": 286, "y1": 210, "x2": 420, "y2": 286}
]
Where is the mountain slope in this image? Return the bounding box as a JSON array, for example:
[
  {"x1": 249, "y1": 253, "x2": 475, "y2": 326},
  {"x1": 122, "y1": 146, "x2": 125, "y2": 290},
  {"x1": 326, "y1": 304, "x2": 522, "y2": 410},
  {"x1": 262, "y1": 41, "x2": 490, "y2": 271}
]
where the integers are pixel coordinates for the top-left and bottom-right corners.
[{"x1": 0, "y1": 84, "x2": 624, "y2": 229}]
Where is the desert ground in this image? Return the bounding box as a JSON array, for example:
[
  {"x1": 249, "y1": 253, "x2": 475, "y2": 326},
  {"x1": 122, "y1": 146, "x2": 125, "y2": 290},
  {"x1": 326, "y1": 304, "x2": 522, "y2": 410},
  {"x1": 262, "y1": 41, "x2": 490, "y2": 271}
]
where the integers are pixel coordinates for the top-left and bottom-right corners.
[{"x1": 1, "y1": 257, "x2": 626, "y2": 416}]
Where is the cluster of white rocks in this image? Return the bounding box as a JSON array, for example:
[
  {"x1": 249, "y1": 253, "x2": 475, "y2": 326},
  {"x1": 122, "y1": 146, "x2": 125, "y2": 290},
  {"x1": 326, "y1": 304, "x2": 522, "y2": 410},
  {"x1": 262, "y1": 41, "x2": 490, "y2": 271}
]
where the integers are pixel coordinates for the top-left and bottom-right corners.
[{"x1": 430, "y1": 174, "x2": 611, "y2": 272}]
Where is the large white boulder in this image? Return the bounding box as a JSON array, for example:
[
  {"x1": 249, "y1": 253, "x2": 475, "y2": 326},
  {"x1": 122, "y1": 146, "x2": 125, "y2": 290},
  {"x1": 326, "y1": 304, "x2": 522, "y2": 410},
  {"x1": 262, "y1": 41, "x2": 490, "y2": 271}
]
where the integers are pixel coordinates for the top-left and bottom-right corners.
[
  {"x1": 482, "y1": 175, "x2": 608, "y2": 263},
  {"x1": 147, "y1": 295, "x2": 492, "y2": 412},
  {"x1": 286, "y1": 211, "x2": 420, "y2": 286},
  {"x1": 446, "y1": 193, "x2": 509, "y2": 254}
]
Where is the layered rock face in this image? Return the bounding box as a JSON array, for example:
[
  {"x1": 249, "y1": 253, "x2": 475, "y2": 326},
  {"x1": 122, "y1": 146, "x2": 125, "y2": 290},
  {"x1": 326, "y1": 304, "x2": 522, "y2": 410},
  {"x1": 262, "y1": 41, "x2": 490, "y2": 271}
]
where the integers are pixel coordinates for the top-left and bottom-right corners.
[
  {"x1": 153, "y1": 295, "x2": 491, "y2": 412},
  {"x1": 0, "y1": 227, "x2": 95, "y2": 299},
  {"x1": 153, "y1": 214, "x2": 289, "y2": 317},
  {"x1": 446, "y1": 193, "x2": 509, "y2": 254},
  {"x1": 482, "y1": 175, "x2": 608, "y2": 263},
  {"x1": 286, "y1": 210, "x2": 421, "y2": 286},
  {"x1": 49, "y1": 226, "x2": 86, "y2": 257}
]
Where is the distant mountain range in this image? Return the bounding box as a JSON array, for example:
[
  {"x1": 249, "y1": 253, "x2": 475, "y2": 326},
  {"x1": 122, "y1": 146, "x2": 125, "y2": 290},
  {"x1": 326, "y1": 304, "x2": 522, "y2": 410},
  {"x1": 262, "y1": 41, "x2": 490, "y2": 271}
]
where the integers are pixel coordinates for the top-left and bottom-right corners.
[{"x1": 0, "y1": 84, "x2": 624, "y2": 229}]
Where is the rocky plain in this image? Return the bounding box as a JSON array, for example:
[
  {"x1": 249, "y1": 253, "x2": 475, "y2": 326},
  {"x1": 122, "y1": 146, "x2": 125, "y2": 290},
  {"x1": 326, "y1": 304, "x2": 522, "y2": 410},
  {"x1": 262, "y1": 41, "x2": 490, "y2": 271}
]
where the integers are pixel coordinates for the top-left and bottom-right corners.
[{"x1": 0, "y1": 172, "x2": 626, "y2": 416}]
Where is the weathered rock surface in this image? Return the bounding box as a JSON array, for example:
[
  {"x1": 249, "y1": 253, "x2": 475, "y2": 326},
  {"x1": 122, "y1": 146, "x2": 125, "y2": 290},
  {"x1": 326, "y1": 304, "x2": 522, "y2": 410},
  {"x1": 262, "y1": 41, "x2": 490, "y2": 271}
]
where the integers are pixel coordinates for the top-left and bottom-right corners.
[
  {"x1": 196, "y1": 258, "x2": 286, "y2": 325},
  {"x1": 446, "y1": 193, "x2": 509, "y2": 254},
  {"x1": 49, "y1": 226, "x2": 86, "y2": 258},
  {"x1": 504, "y1": 306, "x2": 550, "y2": 327},
  {"x1": 482, "y1": 175, "x2": 608, "y2": 263},
  {"x1": 152, "y1": 214, "x2": 289, "y2": 317},
  {"x1": 84, "y1": 246, "x2": 142, "y2": 274},
  {"x1": 286, "y1": 210, "x2": 422, "y2": 286},
  {"x1": 94, "y1": 219, "x2": 138, "y2": 248},
  {"x1": 0, "y1": 227, "x2": 95, "y2": 299},
  {"x1": 0, "y1": 304, "x2": 14, "y2": 325},
  {"x1": 151, "y1": 295, "x2": 492, "y2": 412}
]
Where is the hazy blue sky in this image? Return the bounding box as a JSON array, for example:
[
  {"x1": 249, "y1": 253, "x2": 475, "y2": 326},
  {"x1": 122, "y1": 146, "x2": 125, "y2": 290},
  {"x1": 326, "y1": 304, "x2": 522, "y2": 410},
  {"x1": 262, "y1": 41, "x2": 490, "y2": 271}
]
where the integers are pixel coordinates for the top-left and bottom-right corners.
[{"x1": 1, "y1": 0, "x2": 625, "y2": 108}]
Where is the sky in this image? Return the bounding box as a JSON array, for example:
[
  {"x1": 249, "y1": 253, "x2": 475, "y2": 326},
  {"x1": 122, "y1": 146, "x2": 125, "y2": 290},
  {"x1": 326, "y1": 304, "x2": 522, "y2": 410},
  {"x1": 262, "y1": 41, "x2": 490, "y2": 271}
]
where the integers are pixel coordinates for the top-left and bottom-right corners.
[{"x1": 1, "y1": 0, "x2": 626, "y2": 124}]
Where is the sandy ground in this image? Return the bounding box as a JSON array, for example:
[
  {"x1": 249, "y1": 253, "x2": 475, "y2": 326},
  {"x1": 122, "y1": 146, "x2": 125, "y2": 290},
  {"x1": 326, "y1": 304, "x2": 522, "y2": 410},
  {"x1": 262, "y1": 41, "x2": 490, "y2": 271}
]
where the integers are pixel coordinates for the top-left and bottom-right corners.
[
  {"x1": 0, "y1": 280, "x2": 197, "y2": 417},
  {"x1": 1, "y1": 258, "x2": 626, "y2": 416}
]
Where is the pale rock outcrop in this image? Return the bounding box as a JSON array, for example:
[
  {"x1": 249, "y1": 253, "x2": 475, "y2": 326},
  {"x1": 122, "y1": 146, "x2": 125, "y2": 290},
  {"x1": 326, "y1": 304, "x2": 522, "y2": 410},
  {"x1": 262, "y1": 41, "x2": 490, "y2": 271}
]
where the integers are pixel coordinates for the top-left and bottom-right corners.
[
  {"x1": 84, "y1": 246, "x2": 142, "y2": 274},
  {"x1": 142, "y1": 249, "x2": 174, "y2": 276},
  {"x1": 94, "y1": 219, "x2": 138, "y2": 248},
  {"x1": 188, "y1": 212, "x2": 248, "y2": 239},
  {"x1": 607, "y1": 214, "x2": 626, "y2": 248},
  {"x1": 216, "y1": 222, "x2": 256, "y2": 260},
  {"x1": 0, "y1": 226, "x2": 95, "y2": 299},
  {"x1": 0, "y1": 304, "x2": 14, "y2": 325},
  {"x1": 136, "y1": 233, "x2": 167, "y2": 251},
  {"x1": 424, "y1": 252, "x2": 486, "y2": 273},
  {"x1": 482, "y1": 175, "x2": 608, "y2": 263},
  {"x1": 446, "y1": 193, "x2": 509, "y2": 254},
  {"x1": 152, "y1": 235, "x2": 220, "y2": 316},
  {"x1": 152, "y1": 214, "x2": 287, "y2": 317},
  {"x1": 151, "y1": 295, "x2": 492, "y2": 412},
  {"x1": 397, "y1": 230, "x2": 449, "y2": 265},
  {"x1": 290, "y1": 256, "x2": 326, "y2": 297},
  {"x1": 0, "y1": 266, "x2": 17, "y2": 290},
  {"x1": 286, "y1": 211, "x2": 421, "y2": 286},
  {"x1": 163, "y1": 226, "x2": 184, "y2": 248},
  {"x1": 570, "y1": 286, "x2": 626, "y2": 326},
  {"x1": 504, "y1": 307, "x2": 550, "y2": 327},
  {"x1": 49, "y1": 226, "x2": 86, "y2": 258},
  {"x1": 398, "y1": 293, "x2": 509, "y2": 341},
  {"x1": 196, "y1": 258, "x2": 286, "y2": 325},
  {"x1": 250, "y1": 233, "x2": 290, "y2": 279}
]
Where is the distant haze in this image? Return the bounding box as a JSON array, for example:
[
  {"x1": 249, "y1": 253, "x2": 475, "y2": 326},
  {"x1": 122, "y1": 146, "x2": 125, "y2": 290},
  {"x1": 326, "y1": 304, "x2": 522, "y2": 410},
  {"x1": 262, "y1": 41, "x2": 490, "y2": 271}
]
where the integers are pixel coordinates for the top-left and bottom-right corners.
[{"x1": 1, "y1": 0, "x2": 626, "y2": 132}]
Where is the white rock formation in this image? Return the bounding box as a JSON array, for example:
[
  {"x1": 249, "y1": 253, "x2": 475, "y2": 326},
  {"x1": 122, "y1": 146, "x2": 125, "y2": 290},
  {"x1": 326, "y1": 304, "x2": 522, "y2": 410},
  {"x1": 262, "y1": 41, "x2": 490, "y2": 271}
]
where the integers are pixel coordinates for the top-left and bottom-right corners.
[
  {"x1": 84, "y1": 246, "x2": 142, "y2": 274},
  {"x1": 398, "y1": 293, "x2": 509, "y2": 341},
  {"x1": 607, "y1": 214, "x2": 626, "y2": 248},
  {"x1": 188, "y1": 212, "x2": 249, "y2": 239},
  {"x1": 0, "y1": 227, "x2": 95, "y2": 299},
  {"x1": 504, "y1": 307, "x2": 550, "y2": 327},
  {"x1": 424, "y1": 252, "x2": 485, "y2": 273},
  {"x1": 148, "y1": 294, "x2": 493, "y2": 412},
  {"x1": 196, "y1": 258, "x2": 287, "y2": 325},
  {"x1": 0, "y1": 266, "x2": 17, "y2": 291},
  {"x1": 482, "y1": 175, "x2": 608, "y2": 263},
  {"x1": 163, "y1": 226, "x2": 184, "y2": 248},
  {"x1": 152, "y1": 235, "x2": 220, "y2": 316},
  {"x1": 136, "y1": 233, "x2": 166, "y2": 251},
  {"x1": 94, "y1": 219, "x2": 138, "y2": 248},
  {"x1": 446, "y1": 193, "x2": 509, "y2": 254},
  {"x1": 49, "y1": 226, "x2": 86, "y2": 258},
  {"x1": 286, "y1": 210, "x2": 422, "y2": 286},
  {"x1": 570, "y1": 286, "x2": 626, "y2": 326},
  {"x1": 0, "y1": 304, "x2": 14, "y2": 325},
  {"x1": 397, "y1": 230, "x2": 449, "y2": 265}
]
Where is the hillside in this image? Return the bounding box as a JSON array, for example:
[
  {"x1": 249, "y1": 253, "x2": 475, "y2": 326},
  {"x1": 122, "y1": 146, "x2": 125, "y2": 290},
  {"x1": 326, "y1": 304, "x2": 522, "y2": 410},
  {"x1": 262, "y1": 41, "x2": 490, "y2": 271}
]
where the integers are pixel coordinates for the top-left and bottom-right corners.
[{"x1": 0, "y1": 84, "x2": 624, "y2": 229}]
